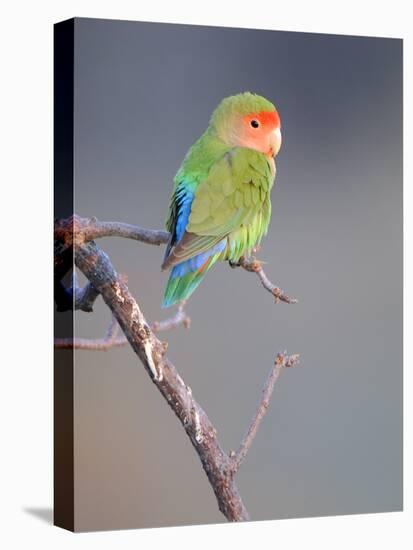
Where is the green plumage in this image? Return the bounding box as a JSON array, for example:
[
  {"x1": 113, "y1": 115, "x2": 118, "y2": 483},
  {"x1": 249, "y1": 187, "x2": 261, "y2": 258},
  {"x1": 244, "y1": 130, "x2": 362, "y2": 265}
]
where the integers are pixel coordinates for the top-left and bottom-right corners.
[{"x1": 162, "y1": 93, "x2": 278, "y2": 307}]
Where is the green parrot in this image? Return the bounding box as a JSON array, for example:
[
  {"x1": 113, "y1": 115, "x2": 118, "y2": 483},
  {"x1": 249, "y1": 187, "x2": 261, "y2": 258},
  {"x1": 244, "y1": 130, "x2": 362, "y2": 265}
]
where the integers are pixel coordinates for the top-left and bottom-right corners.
[{"x1": 161, "y1": 92, "x2": 282, "y2": 308}]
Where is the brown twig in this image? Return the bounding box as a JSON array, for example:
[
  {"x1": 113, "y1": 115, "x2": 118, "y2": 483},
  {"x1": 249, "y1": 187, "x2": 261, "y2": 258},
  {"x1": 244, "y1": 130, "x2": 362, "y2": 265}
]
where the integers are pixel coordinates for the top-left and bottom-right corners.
[
  {"x1": 234, "y1": 256, "x2": 298, "y2": 304},
  {"x1": 73, "y1": 281, "x2": 100, "y2": 312},
  {"x1": 151, "y1": 303, "x2": 191, "y2": 332},
  {"x1": 54, "y1": 314, "x2": 125, "y2": 350},
  {"x1": 54, "y1": 278, "x2": 101, "y2": 313},
  {"x1": 83, "y1": 220, "x2": 169, "y2": 245},
  {"x1": 230, "y1": 352, "x2": 300, "y2": 473},
  {"x1": 54, "y1": 214, "x2": 169, "y2": 247},
  {"x1": 54, "y1": 305, "x2": 191, "y2": 350}
]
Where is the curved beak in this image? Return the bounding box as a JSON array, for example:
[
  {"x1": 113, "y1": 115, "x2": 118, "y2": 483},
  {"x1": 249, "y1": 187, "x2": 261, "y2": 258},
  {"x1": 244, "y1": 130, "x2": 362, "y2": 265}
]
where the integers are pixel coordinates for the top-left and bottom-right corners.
[{"x1": 270, "y1": 127, "x2": 282, "y2": 157}]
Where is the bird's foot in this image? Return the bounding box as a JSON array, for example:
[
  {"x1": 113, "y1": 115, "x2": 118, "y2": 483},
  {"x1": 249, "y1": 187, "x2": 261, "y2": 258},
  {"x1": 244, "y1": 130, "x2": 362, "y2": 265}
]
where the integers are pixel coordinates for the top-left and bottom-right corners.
[{"x1": 229, "y1": 260, "x2": 241, "y2": 269}]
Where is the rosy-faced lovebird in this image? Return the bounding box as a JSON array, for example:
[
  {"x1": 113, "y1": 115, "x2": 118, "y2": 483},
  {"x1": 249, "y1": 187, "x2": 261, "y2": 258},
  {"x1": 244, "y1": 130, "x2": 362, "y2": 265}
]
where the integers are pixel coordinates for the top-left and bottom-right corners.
[{"x1": 161, "y1": 92, "x2": 282, "y2": 308}]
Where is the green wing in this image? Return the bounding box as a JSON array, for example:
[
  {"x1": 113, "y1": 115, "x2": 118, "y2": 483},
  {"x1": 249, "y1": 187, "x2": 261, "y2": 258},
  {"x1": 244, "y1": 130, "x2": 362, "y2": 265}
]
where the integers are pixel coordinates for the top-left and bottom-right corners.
[{"x1": 162, "y1": 148, "x2": 274, "y2": 269}]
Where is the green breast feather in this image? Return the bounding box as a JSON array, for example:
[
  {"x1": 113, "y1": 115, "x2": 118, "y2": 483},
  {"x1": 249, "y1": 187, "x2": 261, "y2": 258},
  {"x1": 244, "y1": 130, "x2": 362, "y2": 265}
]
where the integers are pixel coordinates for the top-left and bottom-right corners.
[{"x1": 187, "y1": 147, "x2": 276, "y2": 262}]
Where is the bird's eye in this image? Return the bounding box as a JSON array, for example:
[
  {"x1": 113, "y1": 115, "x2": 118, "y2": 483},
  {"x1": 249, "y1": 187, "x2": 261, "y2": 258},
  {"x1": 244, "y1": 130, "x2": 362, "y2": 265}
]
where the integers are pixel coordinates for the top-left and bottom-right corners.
[{"x1": 250, "y1": 119, "x2": 260, "y2": 128}]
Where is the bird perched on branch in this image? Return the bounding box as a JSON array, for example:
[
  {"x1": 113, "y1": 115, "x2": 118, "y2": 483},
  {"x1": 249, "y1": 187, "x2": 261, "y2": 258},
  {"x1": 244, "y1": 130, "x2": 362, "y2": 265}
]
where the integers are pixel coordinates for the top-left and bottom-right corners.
[{"x1": 162, "y1": 92, "x2": 282, "y2": 308}]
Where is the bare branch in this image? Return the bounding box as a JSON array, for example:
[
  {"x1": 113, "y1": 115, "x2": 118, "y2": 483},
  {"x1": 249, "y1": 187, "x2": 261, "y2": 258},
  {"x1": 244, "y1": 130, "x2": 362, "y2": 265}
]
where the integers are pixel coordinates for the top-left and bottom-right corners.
[
  {"x1": 54, "y1": 214, "x2": 169, "y2": 247},
  {"x1": 54, "y1": 335, "x2": 126, "y2": 351},
  {"x1": 54, "y1": 215, "x2": 299, "y2": 522},
  {"x1": 54, "y1": 279, "x2": 101, "y2": 313},
  {"x1": 73, "y1": 239, "x2": 250, "y2": 521},
  {"x1": 230, "y1": 352, "x2": 300, "y2": 474},
  {"x1": 83, "y1": 220, "x2": 170, "y2": 245},
  {"x1": 233, "y1": 256, "x2": 298, "y2": 304},
  {"x1": 54, "y1": 305, "x2": 191, "y2": 351},
  {"x1": 151, "y1": 303, "x2": 191, "y2": 332},
  {"x1": 73, "y1": 281, "x2": 100, "y2": 312},
  {"x1": 54, "y1": 315, "x2": 125, "y2": 350}
]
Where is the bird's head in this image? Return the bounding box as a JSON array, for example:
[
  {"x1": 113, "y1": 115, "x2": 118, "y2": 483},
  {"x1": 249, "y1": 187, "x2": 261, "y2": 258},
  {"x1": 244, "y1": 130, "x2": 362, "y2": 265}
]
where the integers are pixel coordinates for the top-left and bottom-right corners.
[{"x1": 209, "y1": 92, "x2": 282, "y2": 158}]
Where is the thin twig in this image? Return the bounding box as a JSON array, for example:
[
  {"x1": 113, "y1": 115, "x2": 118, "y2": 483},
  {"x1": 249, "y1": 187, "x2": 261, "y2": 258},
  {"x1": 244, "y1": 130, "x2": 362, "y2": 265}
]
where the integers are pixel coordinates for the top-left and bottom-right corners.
[
  {"x1": 83, "y1": 220, "x2": 170, "y2": 245},
  {"x1": 151, "y1": 302, "x2": 191, "y2": 332},
  {"x1": 54, "y1": 215, "x2": 170, "y2": 246},
  {"x1": 73, "y1": 281, "x2": 100, "y2": 312},
  {"x1": 54, "y1": 279, "x2": 100, "y2": 312},
  {"x1": 54, "y1": 335, "x2": 126, "y2": 351},
  {"x1": 55, "y1": 314, "x2": 122, "y2": 350},
  {"x1": 234, "y1": 256, "x2": 298, "y2": 304},
  {"x1": 230, "y1": 352, "x2": 300, "y2": 473},
  {"x1": 54, "y1": 306, "x2": 191, "y2": 350}
]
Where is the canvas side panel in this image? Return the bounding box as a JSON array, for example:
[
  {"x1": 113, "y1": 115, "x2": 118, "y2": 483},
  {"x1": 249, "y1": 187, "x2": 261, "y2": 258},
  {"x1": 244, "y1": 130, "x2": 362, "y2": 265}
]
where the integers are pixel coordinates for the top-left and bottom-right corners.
[{"x1": 53, "y1": 18, "x2": 75, "y2": 532}]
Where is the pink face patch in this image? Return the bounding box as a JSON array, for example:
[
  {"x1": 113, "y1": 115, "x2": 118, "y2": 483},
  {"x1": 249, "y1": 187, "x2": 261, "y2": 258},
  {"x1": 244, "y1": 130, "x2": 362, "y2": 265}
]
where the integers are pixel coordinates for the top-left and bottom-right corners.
[
  {"x1": 243, "y1": 110, "x2": 281, "y2": 130},
  {"x1": 236, "y1": 109, "x2": 281, "y2": 156}
]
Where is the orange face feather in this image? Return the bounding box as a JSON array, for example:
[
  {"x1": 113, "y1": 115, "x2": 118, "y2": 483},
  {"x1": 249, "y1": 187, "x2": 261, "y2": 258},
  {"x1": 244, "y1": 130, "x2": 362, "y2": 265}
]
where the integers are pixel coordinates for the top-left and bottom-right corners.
[{"x1": 235, "y1": 110, "x2": 282, "y2": 158}]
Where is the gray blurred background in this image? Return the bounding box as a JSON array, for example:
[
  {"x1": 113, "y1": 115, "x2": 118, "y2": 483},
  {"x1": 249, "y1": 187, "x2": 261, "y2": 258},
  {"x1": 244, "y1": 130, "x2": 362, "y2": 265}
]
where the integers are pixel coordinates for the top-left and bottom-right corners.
[{"x1": 70, "y1": 18, "x2": 402, "y2": 531}]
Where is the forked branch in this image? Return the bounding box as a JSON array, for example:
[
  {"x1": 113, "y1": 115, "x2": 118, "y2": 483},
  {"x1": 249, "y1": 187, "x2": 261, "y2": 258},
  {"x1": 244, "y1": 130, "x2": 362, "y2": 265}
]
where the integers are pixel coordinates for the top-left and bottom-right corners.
[
  {"x1": 230, "y1": 352, "x2": 300, "y2": 474},
  {"x1": 54, "y1": 215, "x2": 299, "y2": 521}
]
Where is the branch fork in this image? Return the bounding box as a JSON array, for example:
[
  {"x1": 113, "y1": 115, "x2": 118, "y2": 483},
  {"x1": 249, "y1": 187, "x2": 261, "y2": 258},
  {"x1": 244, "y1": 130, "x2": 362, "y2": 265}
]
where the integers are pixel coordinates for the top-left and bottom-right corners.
[
  {"x1": 229, "y1": 352, "x2": 300, "y2": 476},
  {"x1": 54, "y1": 215, "x2": 299, "y2": 521}
]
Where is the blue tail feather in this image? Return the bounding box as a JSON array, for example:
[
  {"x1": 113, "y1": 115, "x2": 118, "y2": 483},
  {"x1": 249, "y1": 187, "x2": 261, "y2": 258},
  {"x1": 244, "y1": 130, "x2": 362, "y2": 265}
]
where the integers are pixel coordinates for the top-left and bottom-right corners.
[{"x1": 162, "y1": 240, "x2": 226, "y2": 308}]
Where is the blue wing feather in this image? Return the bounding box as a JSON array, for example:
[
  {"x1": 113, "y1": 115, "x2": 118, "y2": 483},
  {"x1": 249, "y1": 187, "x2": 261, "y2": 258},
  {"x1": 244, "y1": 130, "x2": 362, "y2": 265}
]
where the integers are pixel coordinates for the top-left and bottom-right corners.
[
  {"x1": 162, "y1": 181, "x2": 226, "y2": 307},
  {"x1": 175, "y1": 185, "x2": 194, "y2": 242},
  {"x1": 163, "y1": 182, "x2": 194, "y2": 265}
]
